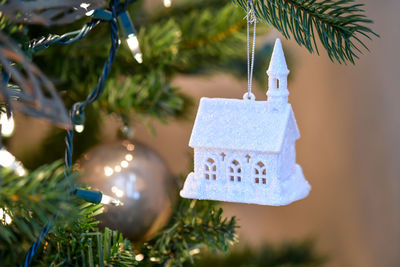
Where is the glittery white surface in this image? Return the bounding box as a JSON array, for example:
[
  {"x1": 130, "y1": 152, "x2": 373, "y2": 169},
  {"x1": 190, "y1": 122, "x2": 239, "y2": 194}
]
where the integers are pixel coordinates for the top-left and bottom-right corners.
[
  {"x1": 189, "y1": 98, "x2": 299, "y2": 152},
  {"x1": 180, "y1": 38, "x2": 311, "y2": 205},
  {"x1": 181, "y1": 165, "x2": 309, "y2": 206},
  {"x1": 267, "y1": 38, "x2": 289, "y2": 76}
]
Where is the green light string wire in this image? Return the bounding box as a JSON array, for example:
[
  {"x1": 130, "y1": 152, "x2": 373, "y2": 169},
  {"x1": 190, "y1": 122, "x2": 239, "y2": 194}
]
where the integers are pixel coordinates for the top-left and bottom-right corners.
[{"x1": 21, "y1": 0, "x2": 139, "y2": 265}]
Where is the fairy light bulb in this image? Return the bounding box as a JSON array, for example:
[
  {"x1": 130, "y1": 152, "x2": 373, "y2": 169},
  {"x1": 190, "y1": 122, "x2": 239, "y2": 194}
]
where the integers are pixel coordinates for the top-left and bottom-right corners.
[
  {"x1": 74, "y1": 124, "x2": 84, "y2": 133},
  {"x1": 80, "y1": 3, "x2": 91, "y2": 10},
  {"x1": 74, "y1": 188, "x2": 123, "y2": 206},
  {"x1": 85, "y1": 8, "x2": 112, "y2": 20},
  {"x1": 72, "y1": 110, "x2": 85, "y2": 133},
  {"x1": 0, "y1": 147, "x2": 26, "y2": 176},
  {"x1": 0, "y1": 208, "x2": 12, "y2": 225},
  {"x1": 0, "y1": 113, "x2": 14, "y2": 137},
  {"x1": 163, "y1": 0, "x2": 172, "y2": 8},
  {"x1": 101, "y1": 194, "x2": 123, "y2": 206},
  {"x1": 135, "y1": 254, "x2": 144, "y2": 261},
  {"x1": 126, "y1": 34, "x2": 143, "y2": 63},
  {"x1": 85, "y1": 9, "x2": 95, "y2": 16},
  {"x1": 118, "y1": 11, "x2": 143, "y2": 64}
]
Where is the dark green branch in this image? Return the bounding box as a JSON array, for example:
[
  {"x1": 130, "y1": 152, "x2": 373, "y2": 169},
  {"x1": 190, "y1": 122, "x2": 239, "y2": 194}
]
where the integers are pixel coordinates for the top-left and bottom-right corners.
[{"x1": 234, "y1": 0, "x2": 378, "y2": 63}]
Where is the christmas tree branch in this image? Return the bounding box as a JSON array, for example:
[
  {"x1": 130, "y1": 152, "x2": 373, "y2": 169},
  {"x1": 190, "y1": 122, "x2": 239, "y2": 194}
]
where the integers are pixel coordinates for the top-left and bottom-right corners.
[
  {"x1": 0, "y1": 161, "x2": 79, "y2": 264},
  {"x1": 171, "y1": 2, "x2": 252, "y2": 72},
  {"x1": 181, "y1": 20, "x2": 245, "y2": 50},
  {"x1": 0, "y1": 161, "x2": 76, "y2": 242},
  {"x1": 35, "y1": 202, "x2": 138, "y2": 266},
  {"x1": 190, "y1": 239, "x2": 326, "y2": 266},
  {"x1": 234, "y1": 0, "x2": 378, "y2": 63},
  {"x1": 30, "y1": 198, "x2": 237, "y2": 267},
  {"x1": 141, "y1": 199, "x2": 238, "y2": 266}
]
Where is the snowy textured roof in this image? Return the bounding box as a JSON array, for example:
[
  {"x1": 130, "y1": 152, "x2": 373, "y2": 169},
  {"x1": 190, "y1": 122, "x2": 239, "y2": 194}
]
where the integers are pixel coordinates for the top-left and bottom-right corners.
[
  {"x1": 267, "y1": 38, "x2": 289, "y2": 76},
  {"x1": 189, "y1": 97, "x2": 300, "y2": 153}
]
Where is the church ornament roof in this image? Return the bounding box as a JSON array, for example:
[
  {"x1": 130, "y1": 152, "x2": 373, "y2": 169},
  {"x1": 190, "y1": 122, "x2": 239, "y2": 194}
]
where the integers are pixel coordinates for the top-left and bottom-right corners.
[{"x1": 189, "y1": 97, "x2": 299, "y2": 153}]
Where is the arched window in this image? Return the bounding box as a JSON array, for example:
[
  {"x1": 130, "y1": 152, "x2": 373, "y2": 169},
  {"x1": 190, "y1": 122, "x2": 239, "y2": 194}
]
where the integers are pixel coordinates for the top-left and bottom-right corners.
[
  {"x1": 254, "y1": 161, "x2": 267, "y2": 184},
  {"x1": 228, "y1": 160, "x2": 242, "y2": 182},
  {"x1": 204, "y1": 158, "x2": 217, "y2": 180}
]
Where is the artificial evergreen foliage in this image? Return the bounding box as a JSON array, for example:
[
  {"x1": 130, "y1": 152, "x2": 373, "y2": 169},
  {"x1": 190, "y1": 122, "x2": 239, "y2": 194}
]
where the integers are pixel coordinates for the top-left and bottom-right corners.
[
  {"x1": 187, "y1": 240, "x2": 326, "y2": 267},
  {"x1": 34, "y1": 203, "x2": 138, "y2": 266},
  {"x1": 34, "y1": 198, "x2": 236, "y2": 266},
  {"x1": 0, "y1": 162, "x2": 78, "y2": 265},
  {"x1": 140, "y1": 199, "x2": 237, "y2": 266},
  {"x1": 234, "y1": 0, "x2": 378, "y2": 64}
]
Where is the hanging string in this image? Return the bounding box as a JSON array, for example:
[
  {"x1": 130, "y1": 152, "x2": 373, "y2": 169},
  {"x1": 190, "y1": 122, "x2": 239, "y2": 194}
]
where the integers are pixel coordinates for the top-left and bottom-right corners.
[{"x1": 246, "y1": 0, "x2": 257, "y2": 97}]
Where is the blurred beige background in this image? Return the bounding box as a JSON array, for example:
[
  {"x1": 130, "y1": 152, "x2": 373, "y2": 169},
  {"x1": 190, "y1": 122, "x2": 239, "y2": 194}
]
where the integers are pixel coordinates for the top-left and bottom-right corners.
[
  {"x1": 8, "y1": 0, "x2": 400, "y2": 266},
  {"x1": 133, "y1": 1, "x2": 400, "y2": 266}
]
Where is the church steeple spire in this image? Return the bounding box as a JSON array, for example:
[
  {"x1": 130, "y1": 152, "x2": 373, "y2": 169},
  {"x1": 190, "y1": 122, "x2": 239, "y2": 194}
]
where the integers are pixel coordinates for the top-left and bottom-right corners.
[{"x1": 266, "y1": 38, "x2": 290, "y2": 112}]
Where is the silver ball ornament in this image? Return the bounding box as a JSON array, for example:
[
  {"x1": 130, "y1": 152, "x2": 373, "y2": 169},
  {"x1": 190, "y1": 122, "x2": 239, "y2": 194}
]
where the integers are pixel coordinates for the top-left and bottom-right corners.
[{"x1": 77, "y1": 140, "x2": 177, "y2": 241}]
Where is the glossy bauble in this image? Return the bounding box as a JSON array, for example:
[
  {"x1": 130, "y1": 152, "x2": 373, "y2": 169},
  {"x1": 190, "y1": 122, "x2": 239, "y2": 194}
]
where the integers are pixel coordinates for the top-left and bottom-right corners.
[{"x1": 77, "y1": 140, "x2": 177, "y2": 241}]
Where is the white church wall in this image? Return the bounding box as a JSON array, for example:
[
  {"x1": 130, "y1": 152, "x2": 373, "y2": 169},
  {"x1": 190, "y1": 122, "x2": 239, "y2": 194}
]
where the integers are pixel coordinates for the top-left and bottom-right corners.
[
  {"x1": 194, "y1": 147, "x2": 279, "y2": 190},
  {"x1": 278, "y1": 121, "x2": 297, "y2": 180}
]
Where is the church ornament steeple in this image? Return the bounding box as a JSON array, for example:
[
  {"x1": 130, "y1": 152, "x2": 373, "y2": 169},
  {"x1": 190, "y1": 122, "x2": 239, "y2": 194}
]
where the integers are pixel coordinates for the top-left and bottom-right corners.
[{"x1": 266, "y1": 38, "x2": 290, "y2": 112}]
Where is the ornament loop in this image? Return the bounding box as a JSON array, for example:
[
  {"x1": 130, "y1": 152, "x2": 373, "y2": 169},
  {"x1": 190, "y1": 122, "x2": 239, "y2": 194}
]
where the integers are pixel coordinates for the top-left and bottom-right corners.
[{"x1": 243, "y1": 92, "x2": 255, "y2": 101}]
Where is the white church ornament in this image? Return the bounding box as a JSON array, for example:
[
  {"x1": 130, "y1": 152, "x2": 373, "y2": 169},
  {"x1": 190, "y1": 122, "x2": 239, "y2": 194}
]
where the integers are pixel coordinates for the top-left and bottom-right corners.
[{"x1": 180, "y1": 38, "x2": 311, "y2": 206}]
